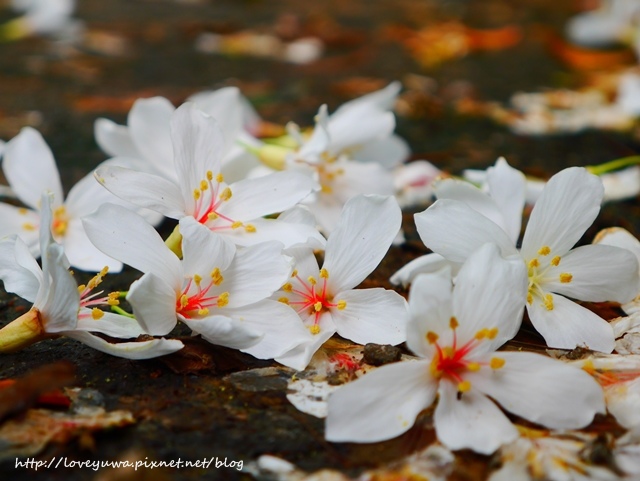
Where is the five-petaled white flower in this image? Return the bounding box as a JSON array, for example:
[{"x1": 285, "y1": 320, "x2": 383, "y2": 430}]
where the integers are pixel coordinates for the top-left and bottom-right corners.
[
  {"x1": 0, "y1": 127, "x2": 158, "y2": 272},
  {"x1": 412, "y1": 160, "x2": 640, "y2": 352},
  {"x1": 95, "y1": 102, "x2": 322, "y2": 249},
  {"x1": 0, "y1": 193, "x2": 183, "y2": 359},
  {"x1": 325, "y1": 243, "x2": 605, "y2": 454},
  {"x1": 273, "y1": 194, "x2": 409, "y2": 370},
  {"x1": 83, "y1": 203, "x2": 310, "y2": 360}
]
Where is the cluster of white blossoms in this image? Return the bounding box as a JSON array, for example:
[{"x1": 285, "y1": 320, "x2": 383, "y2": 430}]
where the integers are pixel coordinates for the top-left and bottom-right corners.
[{"x1": 2, "y1": 82, "x2": 640, "y2": 469}]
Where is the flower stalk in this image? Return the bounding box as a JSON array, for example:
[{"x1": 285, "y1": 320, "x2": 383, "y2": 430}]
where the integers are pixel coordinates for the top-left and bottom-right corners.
[{"x1": 0, "y1": 308, "x2": 50, "y2": 353}]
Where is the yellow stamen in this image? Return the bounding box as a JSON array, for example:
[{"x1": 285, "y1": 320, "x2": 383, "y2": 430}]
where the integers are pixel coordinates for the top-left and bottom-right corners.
[
  {"x1": 91, "y1": 308, "x2": 104, "y2": 320},
  {"x1": 217, "y1": 292, "x2": 229, "y2": 308},
  {"x1": 278, "y1": 297, "x2": 290, "y2": 305},
  {"x1": 320, "y1": 268, "x2": 329, "y2": 278},
  {"x1": 528, "y1": 258, "x2": 539, "y2": 268},
  {"x1": 490, "y1": 357, "x2": 506, "y2": 369},
  {"x1": 107, "y1": 292, "x2": 120, "y2": 306},
  {"x1": 337, "y1": 300, "x2": 347, "y2": 310},
  {"x1": 244, "y1": 224, "x2": 256, "y2": 233},
  {"x1": 283, "y1": 283, "x2": 293, "y2": 292},
  {"x1": 538, "y1": 246, "x2": 551, "y2": 256},
  {"x1": 467, "y1": 362, "x2": 481, "y2": 372},
  {"x1": 211, "y1": 268, "x2": 223, "y2": 285},
  {"x1": 487, "y1": 327, "x2": 498, "y2": 339},
  {"x1": 426, "y1": 331, "x2": 439, "y2": 344},
  {"x1": 544, "y1": 293, "x2": 554, "y2": 310},
  {"x1": 220, "y1": 187, "x2": 232, "y2": 201},
  {"x1": 308, "y1": 276, "x2": 317, "y2": 285},
  {"x1": 309, "y1": 325, "x2": 320, "y2": 335},
  {"x1": 527, "y1": 293, "x2": 533, "y2": 304},
  {"x1": 193, "y1": 274, "x2": 202, "y2": 286},
  {"x1": 291, "y1": 269, "x2": 298, "y2": 278},
  {"x1": 559, "y1": 273, "x2": 573, "y2": 283},
  {"x1": 457, "y1": 380, "x2": 471, "y2": 393},
  {"x1": 475, "y1": 328, "x2": 488, "y2": 340},
  {"x1": 193, "y1": 189, "x2": 201, "y2": 200},
  {"x1": 551, "y1": 256, "x2": 561, "y2": 266},
  {"x1": 207, "y1": 212, "x2": 219, "y2": 221},
  {"x1": 320, "y1": 185, "x2": 333, "y2": 194},
  {"x1": 314, "y1": 302, "x2": 323, "y2": 312},
  {"x1": 215, "y1": 173, "x2": 223, "y2": 183},
  {"x1": 200, "y1": 180, "x2": 208, "y2": 191},
  {"x1": 449, "y1": 316, "x2": 458, "y2": 329},
  {"x1": 206, "y1": 171, "x2": 213, "y2": 181},
  {"x1": 180, "y1": 295, "x2": 189, "y2": 308},
  {"x1": 22, "y1": 223, "x2": 36, "y2": 231},
  {"x1": 18, "y1": 208, "x2": 27, "y2": 215},
  {"x1": 231, "y1": 221, "x2": 243, "y2": 229},
  {"x1": 198, "y1": 308, "x2": 210, "y2": 316},
  {"x1": 77, "y1": 284, "x2": 86, "y2": 293}
]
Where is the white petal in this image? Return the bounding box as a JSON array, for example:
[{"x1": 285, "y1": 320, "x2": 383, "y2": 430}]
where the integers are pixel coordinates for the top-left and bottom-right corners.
[
  {"x1": 544, "y1": 244, "x2": 639, "y2": 303},
  {"x1": 37, "y1": 243, "x2": 79, "y2": 333},
  {"x1": 218, "y1": 217, "x2": 325, "y2": 249},
  {"x1": 94, "y1": 165, "x2": 185, "y2": 219},
  {"x1": 229, "y1": 300, "x2": 312, "y2": 359},
  {"x1": 223, "y1": 241, "x2": 291, "y2": 307},
  {"x1": 334, "y1": 81, "x2": 401, "y2": 113},
  {"x1": 64, "y1": 331, "x2": 184, "y2": 360},
  {"x1": 188, "y1": 86, "x2": 245, "y2": 150},
  {"x1": 94, "y1": 118, "x2": 139, "y2": 158},
  {"x1": 352, "y1": 135, "x2": 410, "y2": 168},
  {"x1": 593, "y1": 227, "x2": 640, "y2": 266},
  {"x1": 182, "y1": 314, "x2": 262, "y2": 350},
  {"x1": 62, "y1": 219, "x2": 123, "y2": 273},
  {"x1": 390, "y1": 253, "x2": 454, "y2": 288},
  {"x1": 221, "y1": 171, "x2": 317, "y2": 221},
  {"x1": 323, "y1": 194, "x2": 401, "y2": 292},
  {"x1": 83, "y1": 203, "x2": 182, "y2": 287},
  {"x1": 527, "y1": 293, "x2": 615, "y2": 352},
  {"x1": 434, "y1": 178, "x2": 511, "y2": 238},
  {"x1": 407, "y1": 272, "x2": 453, "y2": 358},
  {"x1": 179, "y1": 216, "x2": 235, "y2": 278},
  {"x1": 128, "y1": 96, "x2": 175, "y2": 178},
  {"x1": 171, "y1": 102, "x2": 225, "y2": 199},
  {"x1": 469, "y1": 351, "x2": 605, "y2": 429},
  {"x1": 0, "y1": 235, "x2": 42, "y2": 302},
  {"x1": 325, "y1": 360, "x2": 437, "y2": 443},
  {"x1": 2, "y1": 127, "x2": 63, "y2": 210},
  {"x1": 75, "y1": 310, "x2": 145, "y2": 338},
  {"x1": 0, "y1": 203, "x2": 42, "y2": 255},
  {"x1": 64, "y1": 169, "x2": 128, "y2": 219},
  {"x1": 332, "y1": 288, "x2": 408, "y2": 345},
  {"x1": 275, "y1": 315, "x2": 336, "y2": 371},
  {"x1": 331, "y1": 160, "x2": 395, "y2": 202},
  {"x1": 453, "y1": 243, "x2": 527, "y2": 348},
  {"x1": 415, "y1": 200, "x2": 517, "y2": 263},
  {"x1": 127, "y1": 273, "x2": 179, "y2": 336},
  {"x1": 328, "y1": 107, "x2": 395, "y2": 155},
  {"x1": 486, "y1": 158, "x2": 526, "y2": 244},
  {"x1": 606, "y1": 377, "x2": 640, "y2": 429},
  {"x1": 521, "y1": 168, "x2": 603, "y2": 259},
  {"x1": 434, "y1": 381, "x2": 518, "y2": 454}
]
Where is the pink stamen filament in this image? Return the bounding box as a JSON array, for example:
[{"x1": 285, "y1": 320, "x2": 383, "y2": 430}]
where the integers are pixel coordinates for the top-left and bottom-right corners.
[
  {"x1": 176, "y1": 279, "x2": 222, "y2": 319},
  {"x1": 288, "y1": 276, "x2": 338, "y2": 327},
  {"x1": 192, "y1": 177, "x2": 240, "y2": 231}
]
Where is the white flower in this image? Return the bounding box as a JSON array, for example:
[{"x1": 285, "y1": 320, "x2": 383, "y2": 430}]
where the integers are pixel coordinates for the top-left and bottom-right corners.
[
  {"x1": 566, "y1": 0, "x2": 640, "y2": 48},
  {"x1": 274, "y1": 194, "x2": 409, "y2": 370},
  {"x1": 325, "y1": 243, "x2": 605, "y2": 454},
  {"x1": 0, "y1": 127, "x2": 151, "y2": 272},
  {"x1": 0, "y1": 193, "x2": 182, "y2": 359},
  {"x1": 413, "y1": 160, "x2": 640, "y2": 352},
  {"x1": 82, "y1": 203, "x2": 310, "y2": 360},
  {"x1": 95, "y1": 103, "x2": 321, "y2": 249},
  {"x1": 94, "y1": 88, "x2": 260, "y2": 183},
  {"x1": 2, "y1": 0, "x2": 80, "y2": 40}
]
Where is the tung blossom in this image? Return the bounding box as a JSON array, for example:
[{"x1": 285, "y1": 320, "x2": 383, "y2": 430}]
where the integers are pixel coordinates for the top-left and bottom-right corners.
[
  {"x1": 0, "y1": 193, "x2": 182, "y2": 359},
  {"x1": 325, "y1": 243, "x2": 605, "y2": 454},
  {"x1": 83, "y1": 204, "x2": 310, "y2": 361},
  {"x1": 95, "y1": 102, "x2": 322, "y2": 249},
  {"x1": 411, "y1": 160, "x2": 640, "y2": 352},
  {"x1": 273, "y1": 194, "x2": 409, "y2": 370},
  {"x1": 0, "y1": 127, "x2": 157, "y2": 272}
]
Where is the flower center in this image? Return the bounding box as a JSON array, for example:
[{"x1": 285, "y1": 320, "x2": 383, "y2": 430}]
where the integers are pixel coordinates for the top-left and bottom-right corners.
[
  {"x1": 52, "y1": 206, "x2": 69, "y2": 237},
  {"x1": 427, "y1": 317, "x2": 505, "y2": 394},
  {"x1": 77, "y1": 266, "x2": 120, "y2": 320},
  {"x1": 176, "y1": 268, "x2": 229, "y2": 319},
  {"x1": 278, "y1": 268, "x2": 347, "y2": 335},
  {"x1": 316, "y1": 162, "x2": 345, "y2": 195},
  {"x1": 191, "y1": 171, "x2": 256, "y2": 234},
  {"x1": 525, "y1": 245, "x2": 573, "y2": 311}
]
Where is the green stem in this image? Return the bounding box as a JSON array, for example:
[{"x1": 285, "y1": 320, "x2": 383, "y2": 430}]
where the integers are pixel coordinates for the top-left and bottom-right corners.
[
  {"x1": 586, "y1": 156, "x2": 640, "y2": 176},
  {"x1": 165, "y1": 224, "x2": 183, "y2": 258},
  {"x1": 110, "y1": 306, "x2": 135, "y2": 319},
  {"x1": 118, "y1": 291, "x2": 128, "y2": 299}
]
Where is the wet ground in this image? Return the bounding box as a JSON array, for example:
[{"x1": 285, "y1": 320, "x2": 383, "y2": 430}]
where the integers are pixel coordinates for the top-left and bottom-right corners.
[{"x1": 1, "y1": 0, "x2": 640, "y2": 480}]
